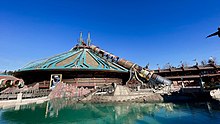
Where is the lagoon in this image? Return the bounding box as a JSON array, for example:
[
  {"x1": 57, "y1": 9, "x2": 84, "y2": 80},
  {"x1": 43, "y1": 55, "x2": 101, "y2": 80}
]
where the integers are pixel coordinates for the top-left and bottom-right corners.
[{"x1": 0, "y1": 99, "x2": 220, "y2": 124}]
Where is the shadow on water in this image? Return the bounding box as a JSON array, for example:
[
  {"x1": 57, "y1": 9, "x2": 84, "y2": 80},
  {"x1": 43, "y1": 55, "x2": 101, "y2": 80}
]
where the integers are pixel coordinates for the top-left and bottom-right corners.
[{"x1": 0, "y1": 98, "x2": 220, "y2": 124}]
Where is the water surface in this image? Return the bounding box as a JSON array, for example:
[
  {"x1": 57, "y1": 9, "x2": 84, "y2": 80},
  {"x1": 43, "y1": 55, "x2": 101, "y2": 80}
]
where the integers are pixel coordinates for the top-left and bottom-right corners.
[{"x1": 0, "y1": 99, "x2": 220, "y2": 124}]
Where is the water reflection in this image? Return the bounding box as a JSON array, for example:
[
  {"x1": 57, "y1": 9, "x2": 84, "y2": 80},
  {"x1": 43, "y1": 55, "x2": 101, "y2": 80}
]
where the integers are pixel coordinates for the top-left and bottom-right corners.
[{"x1": 0, "y1": 99, "x2": 220, "y2": 124}]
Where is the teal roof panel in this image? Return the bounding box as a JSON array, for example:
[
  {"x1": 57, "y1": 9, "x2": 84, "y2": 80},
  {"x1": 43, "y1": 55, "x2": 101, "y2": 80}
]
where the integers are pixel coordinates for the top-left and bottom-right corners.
[{"x1": 19, "y1": 47, "x2": 128, "y2": 73}]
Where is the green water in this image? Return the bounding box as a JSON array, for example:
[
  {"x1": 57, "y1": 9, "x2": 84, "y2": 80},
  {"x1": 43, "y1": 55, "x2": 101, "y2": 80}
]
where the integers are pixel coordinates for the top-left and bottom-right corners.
[{"x1": 1, "y1": 99, "x2": 220, "y2": 124}]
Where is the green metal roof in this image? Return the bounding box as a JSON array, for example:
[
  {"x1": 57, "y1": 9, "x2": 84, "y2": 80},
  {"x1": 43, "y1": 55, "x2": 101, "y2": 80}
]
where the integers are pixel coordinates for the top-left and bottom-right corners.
[{"x1": 19, "y1": 46, "x2": 128, "y2": 72}]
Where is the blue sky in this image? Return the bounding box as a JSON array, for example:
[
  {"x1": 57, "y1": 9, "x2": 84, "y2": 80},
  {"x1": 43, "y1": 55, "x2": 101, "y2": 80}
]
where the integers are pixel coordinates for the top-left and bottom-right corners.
[{"x1": 0, "y1": 0, "x2": 220, "y2": 71}]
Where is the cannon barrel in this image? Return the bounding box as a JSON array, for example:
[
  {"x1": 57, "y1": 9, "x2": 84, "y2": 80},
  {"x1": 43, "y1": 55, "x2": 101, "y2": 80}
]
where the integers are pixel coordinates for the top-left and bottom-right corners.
[
  {"x1": 150, "y1": 73, "x2": 171, "y2": 85},
  {"x1": 117, "y1": 59, "x2": 142, "y2": 71},
  {"x1": 90, "y1": 45, "x2": 119, "y2": 62},
  {"x1": 117, "y1": 59, "x2": 171, "y2": 85},
  {"x1": 90, "y1": 45, "x2": 171, "y2": 85}
]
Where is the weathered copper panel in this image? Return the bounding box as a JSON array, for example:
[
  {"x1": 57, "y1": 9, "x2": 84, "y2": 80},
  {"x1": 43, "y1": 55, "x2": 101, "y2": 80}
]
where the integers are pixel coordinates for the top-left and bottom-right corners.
[
  {"x1": 85, "y1": 51, "x2": 99, "y2": 67},
  {"x1": 56, "y1": 52, "x2": 80, "y2": 67}
]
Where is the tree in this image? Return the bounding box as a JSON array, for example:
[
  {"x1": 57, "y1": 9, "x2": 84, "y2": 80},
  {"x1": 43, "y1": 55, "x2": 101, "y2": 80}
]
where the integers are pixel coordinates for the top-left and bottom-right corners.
[
  {"x1": 182, "y1": 61, "x2": 189, "y2": 67},
  {"x1": 213, "y1": 56, "x2": 217, "y2": 64},
  {"x1": 7, "y1": 71, "x2": 14, "y2": 75},
  {"x1": 208, "y1": 56, "x2": 217, "y2": 65},
  {"x1": 163, "y1": 62, "x2": 172, "y2": 69},
  {"x1": 201, "y1": 60, "x2": 207, "y2": 66}
]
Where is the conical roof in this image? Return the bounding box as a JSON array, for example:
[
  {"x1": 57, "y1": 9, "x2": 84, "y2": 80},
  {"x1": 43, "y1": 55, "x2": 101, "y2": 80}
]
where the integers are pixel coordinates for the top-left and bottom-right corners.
[{"x1": 19, "y1": 34, "x2": 128, "y2": 73}]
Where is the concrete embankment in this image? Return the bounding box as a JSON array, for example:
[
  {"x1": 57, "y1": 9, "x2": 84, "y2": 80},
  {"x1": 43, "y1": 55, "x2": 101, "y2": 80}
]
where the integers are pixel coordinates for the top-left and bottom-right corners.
[
  {"x1": 0, "y1": 96, "x2": 49, "y2": 109},
  {"x1": 82, "y1": 85, "x2": 164, "y2": 103},
  {"x1": 1, "y1": 85, "x2": 209, "y2": 108}
]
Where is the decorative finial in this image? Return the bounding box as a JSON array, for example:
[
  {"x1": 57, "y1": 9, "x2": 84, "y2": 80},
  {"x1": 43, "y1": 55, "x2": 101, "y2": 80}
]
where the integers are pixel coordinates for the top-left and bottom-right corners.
[
  {"x1": 87, "y1": 32, "x2": 91, "y2": 46},
  {"x1": 79, "y1": 32, "x2": 83, "y2": 46}
]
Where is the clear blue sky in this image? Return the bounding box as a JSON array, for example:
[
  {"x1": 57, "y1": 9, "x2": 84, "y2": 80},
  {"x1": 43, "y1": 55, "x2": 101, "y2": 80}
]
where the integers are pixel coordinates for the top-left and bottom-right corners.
[{"x1": 1, "y1": 0, "x2": 220, "y2": 71}]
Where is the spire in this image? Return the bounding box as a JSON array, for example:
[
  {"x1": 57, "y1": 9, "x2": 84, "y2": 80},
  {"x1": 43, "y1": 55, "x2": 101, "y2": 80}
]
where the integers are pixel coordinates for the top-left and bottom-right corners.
[
  {"x1": 87, "y1": 32, "x2": 91, "y2": 46},
  {"x1": 79, "y1": 32, "x2": 83, "y2": 46}
]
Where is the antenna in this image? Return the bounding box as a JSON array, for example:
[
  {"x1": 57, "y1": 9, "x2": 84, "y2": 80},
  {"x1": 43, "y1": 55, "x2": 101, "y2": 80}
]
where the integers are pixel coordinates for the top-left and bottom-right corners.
[
  {"x1": 79, "y1": 32, "x2": 83, "y2": 46},
  {"x1": 87, "y1": 32, "x2": 91, "y2": 46}
]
